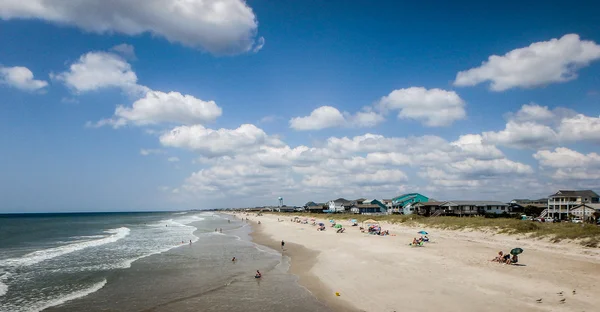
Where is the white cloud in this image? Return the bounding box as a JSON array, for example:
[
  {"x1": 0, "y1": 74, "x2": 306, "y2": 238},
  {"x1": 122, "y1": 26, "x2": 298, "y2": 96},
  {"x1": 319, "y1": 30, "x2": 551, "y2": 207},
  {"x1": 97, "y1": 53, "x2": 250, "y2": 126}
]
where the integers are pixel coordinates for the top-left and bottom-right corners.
[
  {"x1": 167, "y1": 156, "x2": 180, "y2": 162},
  {"x1": 289, "y1": 106, "x2": 347, "y2": 130},
  {"x1": 0, "y1": 66, "x2": 48, "y2": 91},
  {"x1": 454, "y1": 34, "x2": 600, "y2": 91},
  {"x1": 289, "y1": 106, "x2": 385, "y2": 131},
  {"x1": 451, "y1": 134, "x2": 504, "y2": 160},
  {"x1": 54, "y1": 51, "x2": 149, "y2": 96},
  {"x1": 483, "y1": 121, "x2": 558, "y2": 149},
  {"x1": 377, "y1": 87, "x2": 466, "y2": 127},
  {"x1": 111, "y1": 44, "x2": 136, "y2": 59},
  {"x1": 96, "y1": 91, "x2": 222, "y2": 128},
  {"x1": 533, "y1": 148, "x2": 600, "y2": 169},
  {"x1": 160, "y1": 124, "x2": 282, "y2": 157},
  {"x1": 558, "y1": 114, "x2": 600, "y2": 142},
  {"x1": 534, "y1": 147, "x2": 600, "y2": 181},
  {"x1": 0, "y1": 0, "x2": 262, "y2": 55},
  {"x1": 482, "y1": 104, "x2": 600, "y2": 149}
]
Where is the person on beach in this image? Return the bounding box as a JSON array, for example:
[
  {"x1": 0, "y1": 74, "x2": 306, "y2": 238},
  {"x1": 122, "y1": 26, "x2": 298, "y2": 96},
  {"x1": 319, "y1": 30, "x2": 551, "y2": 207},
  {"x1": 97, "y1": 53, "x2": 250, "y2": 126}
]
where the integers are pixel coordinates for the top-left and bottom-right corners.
[
  {"x1": 255, "y1": 270, "x2": 261, "y2": 278},
  {"x1": 232, "y1": 257, "x2": 236, "y2": 262},
  {"x1": 281, "y1": 240, "x2": 285, "y2": 249},
  {"x1": 219, "y1": 228, "x2": 222, "y2": 233},
  {"x1": 511, "y1": 254, "x2": 518, "y2": 264},
  {"x1": 502, "y1": 253, "x2": 511, "y2": 264},
  {"x1": 491, "y1": 251, "x2": 504, "y2": 262},
  {"x1": 189, "y1": 240, "x2": 192, "y2": 244}
]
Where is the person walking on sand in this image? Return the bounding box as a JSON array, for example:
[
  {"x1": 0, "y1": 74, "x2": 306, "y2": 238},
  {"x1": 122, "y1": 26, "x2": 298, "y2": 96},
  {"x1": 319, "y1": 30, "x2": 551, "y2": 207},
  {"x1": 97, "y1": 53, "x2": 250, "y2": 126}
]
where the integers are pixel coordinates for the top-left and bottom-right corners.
[{"x1": 281, "y1": 240, "x2": 285, "y2": 250}]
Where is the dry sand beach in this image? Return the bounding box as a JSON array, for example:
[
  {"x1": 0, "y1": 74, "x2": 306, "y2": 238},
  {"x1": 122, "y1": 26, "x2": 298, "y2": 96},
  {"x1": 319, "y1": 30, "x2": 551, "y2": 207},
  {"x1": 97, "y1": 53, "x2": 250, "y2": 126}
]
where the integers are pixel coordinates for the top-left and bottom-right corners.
[{"x1": 241, "y1": 213, "x2": 600, "y2": 312}]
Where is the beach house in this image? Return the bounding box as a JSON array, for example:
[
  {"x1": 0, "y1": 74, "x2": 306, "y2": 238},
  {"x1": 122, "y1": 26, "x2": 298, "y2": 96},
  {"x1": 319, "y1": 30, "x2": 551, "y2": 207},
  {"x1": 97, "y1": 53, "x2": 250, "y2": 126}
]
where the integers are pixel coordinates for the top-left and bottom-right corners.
[
  {"x1": 413, "y1": 201, "x2": 446, "y2": 216},
  {"x1": 441, "y1": 201, "x2": 509, "y2": 216},
  {"x1": 546, "y1": 190, "x2": 600, "y2": 220},
  {"x1": 349, "y1": 199, "x2": 388, "y2": 214},
  {"x1": 391, "y1": 193, "x2": 429, "y2": 214},
  {"x1": 569, "y1": 203, "x2": 600, "y2": 222},
  {"x1": 327, "y1": 198, "x2": 352, "y2": 213}
]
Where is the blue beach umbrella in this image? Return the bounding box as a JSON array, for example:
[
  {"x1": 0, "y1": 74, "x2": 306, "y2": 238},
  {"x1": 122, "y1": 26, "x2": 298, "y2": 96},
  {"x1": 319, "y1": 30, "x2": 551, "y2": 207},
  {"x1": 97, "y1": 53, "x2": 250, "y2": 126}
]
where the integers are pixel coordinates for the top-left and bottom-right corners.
[
  {"x1": 351, "y1": 219, "x2": 357, "y2": 223},
  {"x1": 418, "y1": 231, "x2": 428, "y2": 235}
]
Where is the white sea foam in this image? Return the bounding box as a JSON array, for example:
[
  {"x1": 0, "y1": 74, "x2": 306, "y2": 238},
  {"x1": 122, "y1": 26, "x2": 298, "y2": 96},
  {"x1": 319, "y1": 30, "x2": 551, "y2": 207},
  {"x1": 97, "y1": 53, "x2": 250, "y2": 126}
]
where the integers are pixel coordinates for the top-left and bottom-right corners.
[
  {"x1": 33, "y1": 279, "x2": 107, "y2": 312},
  {"x1": 0, "y1": 227, "x2": 130, "y2": 268},
  {"x1": 0, "y1": 280, "x2": 7, "y2": 297}
]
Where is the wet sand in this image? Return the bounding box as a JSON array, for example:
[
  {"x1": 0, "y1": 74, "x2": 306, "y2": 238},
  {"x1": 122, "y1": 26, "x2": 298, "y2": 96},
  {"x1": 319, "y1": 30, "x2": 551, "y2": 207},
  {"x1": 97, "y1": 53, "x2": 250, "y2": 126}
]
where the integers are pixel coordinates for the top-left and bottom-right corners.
[{"x1": 250, "y1": 224, "x2": 361, "y2": 312}]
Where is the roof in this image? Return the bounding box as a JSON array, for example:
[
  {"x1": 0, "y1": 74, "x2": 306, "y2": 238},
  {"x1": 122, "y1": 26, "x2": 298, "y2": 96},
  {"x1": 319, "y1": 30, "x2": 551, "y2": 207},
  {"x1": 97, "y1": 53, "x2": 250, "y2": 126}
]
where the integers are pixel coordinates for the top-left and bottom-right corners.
[
  {"x1": 444, "y1": 201, "x2": 508, "y2": 206},
  {"x1": 332, "y1": 198, "x2": 351, "y2": 204},
  {"x1": 354, "y1": 198, "x2": 367, "y2": 203},
  {"x1": 550, "y1": 190, "x2": 600, "y2": 198},
  {"x1": 571, "y1": 203, "x2": 600, "y2": 210},
  {"x1": 414, "y1": 201, "x2": 446, "y2": 206}
]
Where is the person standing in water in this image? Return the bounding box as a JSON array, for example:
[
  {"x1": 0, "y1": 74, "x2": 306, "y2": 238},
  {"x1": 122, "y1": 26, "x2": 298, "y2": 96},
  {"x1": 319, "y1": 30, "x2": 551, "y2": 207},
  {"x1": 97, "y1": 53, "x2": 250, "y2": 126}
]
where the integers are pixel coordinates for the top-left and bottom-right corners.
[{"x1": 281, "y1": 240, "x2": 285, "y2": 250}]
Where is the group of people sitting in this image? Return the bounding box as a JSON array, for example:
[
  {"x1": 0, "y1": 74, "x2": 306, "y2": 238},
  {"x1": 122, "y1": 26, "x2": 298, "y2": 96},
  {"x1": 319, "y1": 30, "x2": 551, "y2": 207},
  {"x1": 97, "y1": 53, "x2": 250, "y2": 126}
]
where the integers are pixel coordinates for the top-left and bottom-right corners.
[
  {"x1": 360, "y1": 225, "x2": 388, "y2": 236},
  {"x1": 490, "y1": 251, "x2": 518, "y2": 264},
  {"x1": 410, "y1": 236, "x2": 429, "y2": 246}
]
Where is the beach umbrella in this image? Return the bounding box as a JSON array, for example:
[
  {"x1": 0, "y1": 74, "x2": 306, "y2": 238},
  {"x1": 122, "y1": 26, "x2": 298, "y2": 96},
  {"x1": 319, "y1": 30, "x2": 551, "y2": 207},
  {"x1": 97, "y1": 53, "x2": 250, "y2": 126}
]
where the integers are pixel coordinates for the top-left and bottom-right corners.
[
  {"x1": 318, "y1": 223, "x2": 324, "y2": 226},
  {"x1": 329, "y1": 219, "x2": 335, "y2": 223},
  {"x1": 510, "y1": 248, "x2": 524, "y2": 255},
  {"x1": 363, "y1": 219, "x2": 378, "y2": 224},
  {"x1": 334, "y1": 224, "x2": 343, "y2": 228},
  {"x1": 351, "y1": 219, "x2": 357, "y2": 223},
  {"x1": 418, "y1": 231, "x2": 428, "y2": 235},
  {"x1": 310, "y1": 218, "x2": 315, "y2": 221}
]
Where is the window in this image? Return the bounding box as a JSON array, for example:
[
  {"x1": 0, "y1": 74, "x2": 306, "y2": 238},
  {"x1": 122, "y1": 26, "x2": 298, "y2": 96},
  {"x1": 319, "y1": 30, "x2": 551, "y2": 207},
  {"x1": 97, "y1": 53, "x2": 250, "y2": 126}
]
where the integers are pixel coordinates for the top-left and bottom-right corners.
[
  {"x1": 487, "y1": 207, "x2": 491, "y2": 210},
  {"x1": 501, "y1": 207, "x2": 505, "y2": 210}
]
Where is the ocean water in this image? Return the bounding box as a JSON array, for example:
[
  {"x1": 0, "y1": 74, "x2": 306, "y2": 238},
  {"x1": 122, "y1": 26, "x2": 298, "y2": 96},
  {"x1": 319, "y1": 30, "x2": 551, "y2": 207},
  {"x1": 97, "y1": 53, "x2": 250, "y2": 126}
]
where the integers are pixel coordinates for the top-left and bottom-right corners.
[{"x1": 0, "y1": 212, "x2": 330, "y2": 312}]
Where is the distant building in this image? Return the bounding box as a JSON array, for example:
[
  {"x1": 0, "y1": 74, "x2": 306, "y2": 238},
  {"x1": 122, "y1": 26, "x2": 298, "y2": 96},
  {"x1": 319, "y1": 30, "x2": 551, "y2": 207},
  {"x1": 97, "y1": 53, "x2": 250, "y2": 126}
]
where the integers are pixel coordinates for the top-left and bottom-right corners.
[
  {"x1": 327, "y1": 198, "x2": 352, "y2": 213},
  {"x1": 442, "y1": 201, "x2": 508, "y2": 216},
  {"x1": 349, "y1": 199, "x2": 388, "y2": 214},
  {"x1": 547, "y1": 190, "x2": 600, "y2": 220},
  {"x1": 304, "y1": 201, "x2": 325, "y2": 213},
  {"x1": 413, "y1": 201, "x2": 446, "y2": 216},
  {"x1": 391, "y1": 193, "x2": 429, "y2": 214},
  {"x1": 570, "y1": 203, "x2": 600, "y2": 222}
]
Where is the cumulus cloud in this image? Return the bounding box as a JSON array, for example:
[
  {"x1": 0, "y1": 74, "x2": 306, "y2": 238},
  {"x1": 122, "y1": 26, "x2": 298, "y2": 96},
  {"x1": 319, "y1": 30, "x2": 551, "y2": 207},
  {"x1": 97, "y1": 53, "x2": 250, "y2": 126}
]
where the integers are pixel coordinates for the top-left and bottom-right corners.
[
  {"x1": 289, "y1": 106, "x2": 385, "y2": 131},
  {"x1": 483, "y1": 103, "x2": 600, "y2": 149},
  {"x1": 377, "y1": 87, "x2": 466, "y2": 127},
  {"x1": 534, "y1": 147, "x2": 600, "y2": 181},
  {"x1": 0, "y1": 0, "x2": 262, "y2": 55},
  {"x1": 162, "y1": 123, "x2": 533, "y2": 205},
  {"x1": 160, "y1": 124, "x2": 283, "y2": 157},
  {"x1": 290, "y1": 106, "x2": 346, "y2": 130},
  {"x1": 558, "y1": 114, "x2": 600, "y2": 142},
  {"x1": 0, "y1": 66, "x2": 48, "y2": 91},
  {"x1": 483, "y1": 121, "x2": 558, "y2": 149},
  {"x1": 54, "y1": 51, "x2": 149, "y2": 96},
  {"x1": 454, "y1": 34, "x2": 600, "y2": 91},
  {"x1": 95, "y1": 91, "x2": 222, "y2": 128}
]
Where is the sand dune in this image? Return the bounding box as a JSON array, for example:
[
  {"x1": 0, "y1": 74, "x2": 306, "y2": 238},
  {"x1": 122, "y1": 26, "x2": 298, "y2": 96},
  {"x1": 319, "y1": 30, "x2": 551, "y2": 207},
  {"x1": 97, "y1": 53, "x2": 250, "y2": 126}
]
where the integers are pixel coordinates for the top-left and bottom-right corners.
[{"x1": 244, "y1": 213, "x2": 600, "y2": 312}]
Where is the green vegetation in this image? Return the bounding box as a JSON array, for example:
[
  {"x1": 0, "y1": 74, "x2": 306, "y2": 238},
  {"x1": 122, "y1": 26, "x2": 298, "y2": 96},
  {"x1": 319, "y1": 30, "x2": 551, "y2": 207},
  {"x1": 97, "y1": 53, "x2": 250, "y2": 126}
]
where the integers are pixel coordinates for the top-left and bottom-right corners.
[{"x1": 270, "y1": 212, "x2": 600, "y2": 247}]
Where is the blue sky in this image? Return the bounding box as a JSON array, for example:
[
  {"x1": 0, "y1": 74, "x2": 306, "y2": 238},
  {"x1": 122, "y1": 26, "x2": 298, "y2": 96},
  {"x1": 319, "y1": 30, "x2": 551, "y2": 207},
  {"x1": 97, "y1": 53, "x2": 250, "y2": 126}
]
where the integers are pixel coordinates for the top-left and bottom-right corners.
[{"x1": 1, "y1": 0, "x2": 599, "y2": 212}]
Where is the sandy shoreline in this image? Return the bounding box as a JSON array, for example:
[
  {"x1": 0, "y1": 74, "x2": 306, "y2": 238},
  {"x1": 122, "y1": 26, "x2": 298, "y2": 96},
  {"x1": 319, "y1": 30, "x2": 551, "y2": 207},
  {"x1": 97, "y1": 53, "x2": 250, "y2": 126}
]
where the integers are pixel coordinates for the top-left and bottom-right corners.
[
  {"x1": 238, "y1": 212, "x2": 600, "y2": 312},
  {"x1": 250, "y1": 222, "x2": 361, "y2": 312}
]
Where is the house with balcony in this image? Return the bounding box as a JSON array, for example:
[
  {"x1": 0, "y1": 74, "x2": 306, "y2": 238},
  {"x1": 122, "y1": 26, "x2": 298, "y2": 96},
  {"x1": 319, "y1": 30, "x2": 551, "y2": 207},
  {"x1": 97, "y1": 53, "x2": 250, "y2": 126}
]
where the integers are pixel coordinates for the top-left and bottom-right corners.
[
  {"x1": 442, "y1": 201, "x2": 508, "y2": 216},
  {"x1": 326, "y1": 198, "x2": 352, "y2": 213},
  {"x1": 547, "y1": 190, "x2": 600, "y2": 220},
  {"x1": 391, "y1": 193, "x2": 429, "y2": 214},
  {"x1": 413, "y1": 201, "x2": 447, "y2": 216},
  {"x1": 349, "y1": 199, "x2": 388, "y2": 214}
]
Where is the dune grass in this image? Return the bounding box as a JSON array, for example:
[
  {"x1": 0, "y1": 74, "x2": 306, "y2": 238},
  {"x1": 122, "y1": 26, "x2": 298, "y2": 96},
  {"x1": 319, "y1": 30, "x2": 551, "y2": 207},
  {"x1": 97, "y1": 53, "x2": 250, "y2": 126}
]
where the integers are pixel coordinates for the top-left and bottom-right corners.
[{"x1": 268, "y1": 212, "x2": 600, "y2": 247}]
